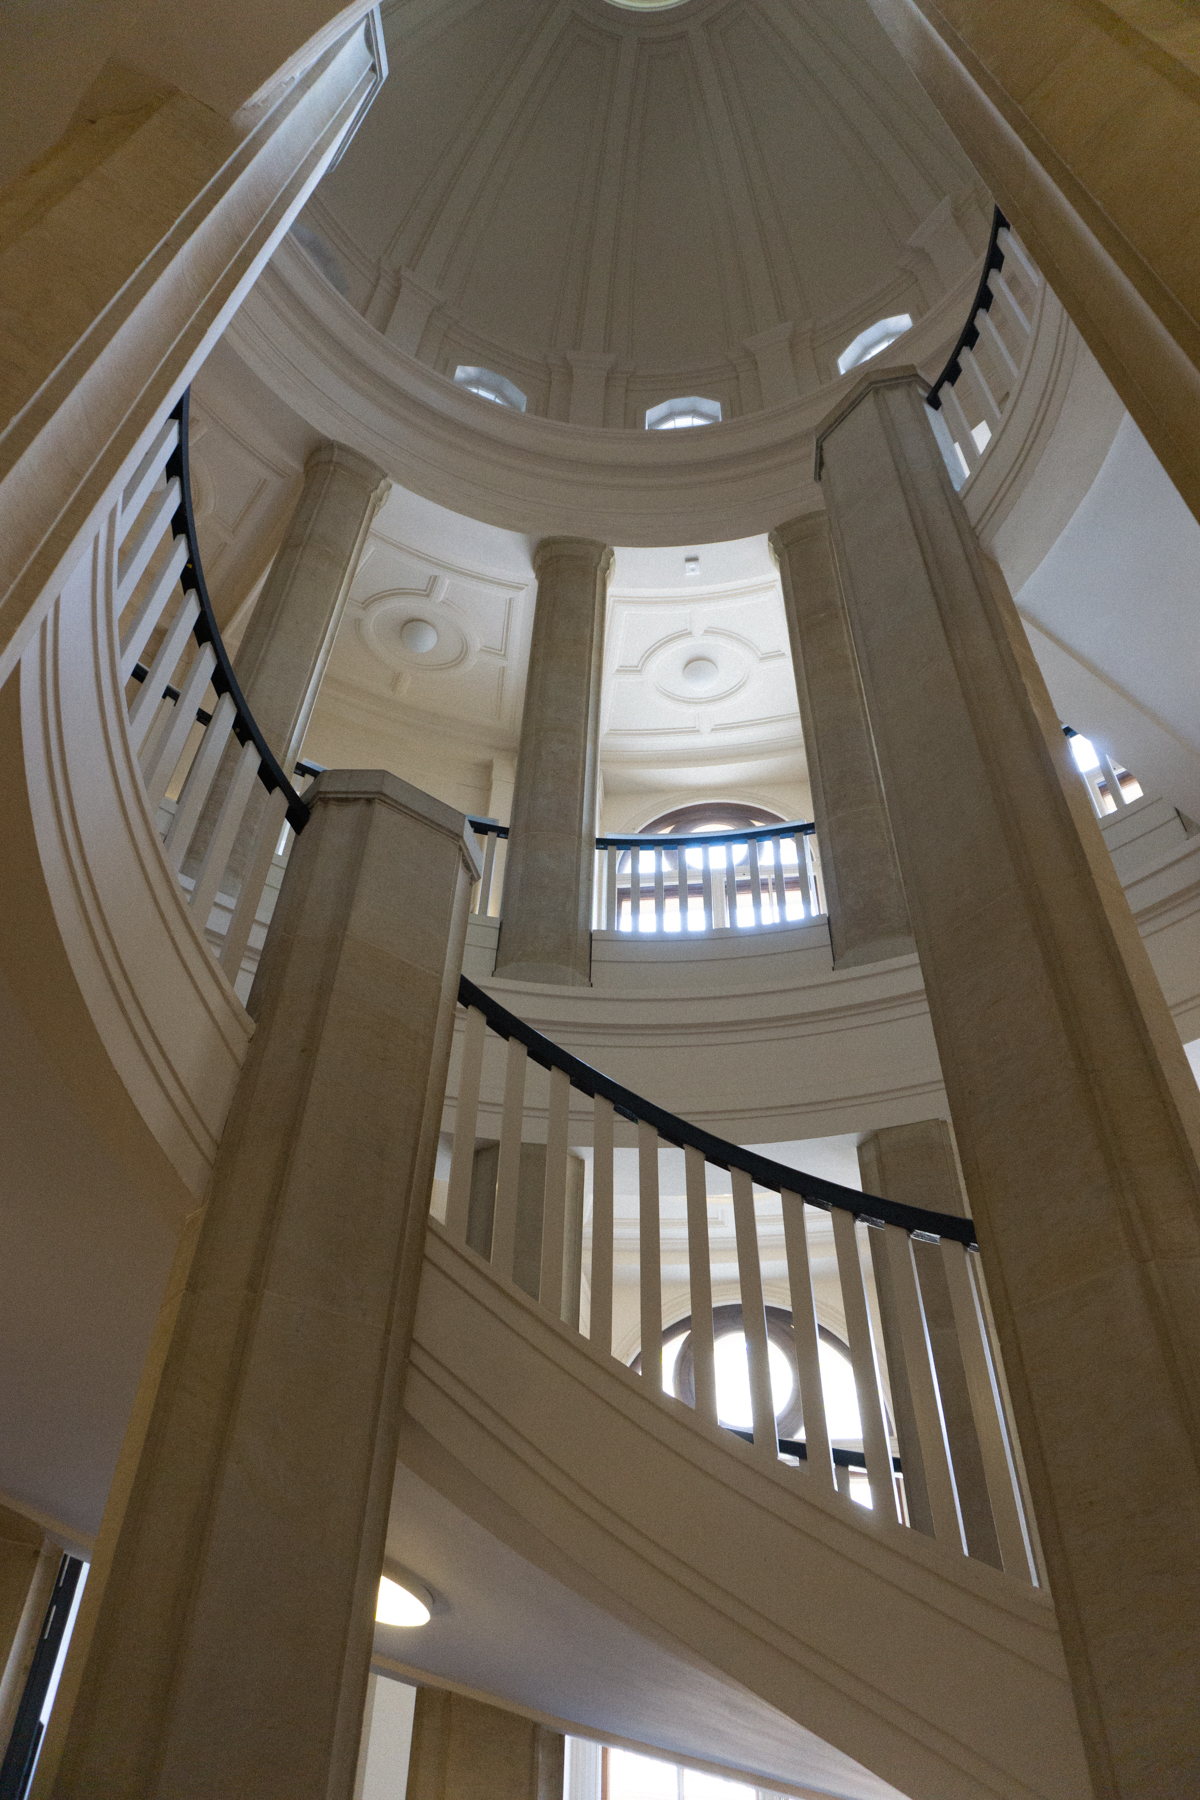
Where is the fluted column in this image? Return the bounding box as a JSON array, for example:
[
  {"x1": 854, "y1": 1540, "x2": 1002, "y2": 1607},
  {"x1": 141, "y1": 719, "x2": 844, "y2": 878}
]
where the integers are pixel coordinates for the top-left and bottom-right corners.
[
  {"x1": 817, "y1": 365, "x2": 1200, "y2": 1798},
  {"x1": 770, "y1": 515, "x2": 913, "y2": 966},
  {"x1": 53, "y1": 772, "x2": 481, "y2": 1800},
  {"x1": 495, "y1": 537, "x2": 612, "y2": 987},
  {"x1": 188, "y1": 439, "x2": 390, "y2": 884}
]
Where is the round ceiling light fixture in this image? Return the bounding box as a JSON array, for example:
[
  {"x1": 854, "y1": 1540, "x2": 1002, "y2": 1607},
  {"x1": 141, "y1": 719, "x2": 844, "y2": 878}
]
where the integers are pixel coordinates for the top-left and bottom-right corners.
[
  {"x1": 376, "y1": 1573, "x2": 433, "y2": 1628},
  {"x1": 680, "y1": 655, "x2": 719, "y2": 692},
  {"x1": 399, "y1": 618, "x2": 439, "y2": 654}
]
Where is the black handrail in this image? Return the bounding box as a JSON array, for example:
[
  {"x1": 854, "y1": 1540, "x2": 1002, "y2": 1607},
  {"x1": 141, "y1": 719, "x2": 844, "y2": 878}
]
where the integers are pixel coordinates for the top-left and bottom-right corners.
[
  {"x1": 457, "y1": 974, "x2": 977, "y2": 1248},
  {"x1": 927, "y1": 206, "x2": 1009, "y2": 412},
  {"x1": 466, "y1": 817, "x2": 817, "y2": 850},
  {"x1": 166, "y1": 391, "x2": 310, "y2": 835}
]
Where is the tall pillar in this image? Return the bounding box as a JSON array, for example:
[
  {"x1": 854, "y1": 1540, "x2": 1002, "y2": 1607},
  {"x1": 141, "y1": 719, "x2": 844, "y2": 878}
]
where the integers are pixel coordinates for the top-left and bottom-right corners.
[
  {"x1": 817, "y1": 366, "x2": 1200, "y2": 1798},
  {"x1": 495, "y1": 538, "x2": 611, "y2": 987},
  {"x1": 53, "y1": 771, "x2": 481, "y2": 1800},
  {"x1": 188, "y1": 439, "x2": 390, "y2": 884},
  {"x1": 858, "y1": 1121, "x2": 1002, "y2": 1568},
  {"x1": 860, "y1": 0, "x2": 1200, "y2": 530},
  {"x1": 770, "y1": 515, "x2": 913, "y2": 966},
  {"x1": 406, "y1": 1687, "x2": 564, "y2": 1800}
]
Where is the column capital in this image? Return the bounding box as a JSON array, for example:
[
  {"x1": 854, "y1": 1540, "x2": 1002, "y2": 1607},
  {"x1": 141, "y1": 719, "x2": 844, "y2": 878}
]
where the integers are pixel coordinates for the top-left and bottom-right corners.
[
  {"x1": 303, "y1": 438, "x2": 392, "y2": 510},
  {"x1": 532, "y1": 537, "x2": 614, "y2": 581},
  {"x1": 813, "y1": 363, "x2": 928, "y2": 480},
  {"x1": 769, "y1": 511, "x2": 829, "y2": 561}
]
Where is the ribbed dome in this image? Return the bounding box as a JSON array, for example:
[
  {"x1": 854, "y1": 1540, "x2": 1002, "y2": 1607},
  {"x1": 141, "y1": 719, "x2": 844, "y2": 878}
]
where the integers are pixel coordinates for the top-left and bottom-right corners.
[{"x1": 301, "y1": 0, "x2": 989, "y2": 427}]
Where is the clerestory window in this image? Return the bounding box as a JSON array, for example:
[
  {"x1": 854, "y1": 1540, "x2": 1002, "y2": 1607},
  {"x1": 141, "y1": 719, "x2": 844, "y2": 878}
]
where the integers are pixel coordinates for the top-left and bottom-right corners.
[
  {"x1": 645, "y1": 395, "x2": 722, "y2": 430},
  {"x1": 837, "y1": 313, "x2": 912, "y2": 376},
  {"x1": 453, "y1": 365, "x2": 527, "y2": 411}
]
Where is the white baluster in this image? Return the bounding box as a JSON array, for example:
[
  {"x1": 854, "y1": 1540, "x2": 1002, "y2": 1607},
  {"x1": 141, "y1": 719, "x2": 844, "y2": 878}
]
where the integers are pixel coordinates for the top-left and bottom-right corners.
[
  {"x1": 654, "y1": 845, "x2": 665, "y2": 932},
  {"x1": 940, "y1": 1239, "x2": 1039, "y2": 1581},
  {"x1": 119, "y1": 416, "x2": 179, "y2": 544},
  {"x1": 769, "y1": 836, "x2": 788, "y2": 922},
  {"x1": 988, "y1": 265, "x2": 1032, "y2": 338},
  {"x1": 726, "y1": 842, "x2": 742, "y2": 928},
  {"x1": 590, "y1": 1095, "x2": 615, "y2": 1358},
  {"x1": 747, "y1": 837, "x2": 764, "y2": 927},
  {"x1": 491, "y1": 1035, "x2": 528, "y2": 1281},
  {"x1": 701, "y1": 846, "x2": 715, "y2": 933},
  {"x1": 630, "y1": 846, "x2": 642, "y2": 932},
  {"x1": 141, "y1": 642, "x2": 216, "y2": 810},
  {"x1": 120, "y1": 535, "x2": 189, "y2": 680},
  {"x1": 977, "y1": 306, "x2": 1020, "y2": 381},
  {"x1": 605, "y1": 842, "x2": 617, "y2": 931},
  {"x1": 163, "y1": 690, "x2": 238, "y2": 869},
  {"x1": 638, "y1": 1118, "x2": 662, "y2": 1393},
  {"x1": 941, "y1": 380, "x2": 982, "y2": 472},
  {"x1": 732, "y1": 1168, "x2": 776, "y2": 1465},
  {"x1": 793, "y1": 833, "x2": 813, "y2": 917},
  {"x1": 881, "y1": 1225, "x2": 967, "y2": 1551},
  {"x1": 219, "y1": 787, "x2": 287, "y2": 978},
  {"x1": 781, "y1": 1196, "x2": 834, "y2": 1491},
  {"x1": 126, "y1": 589, "x2": 200, "y2": 747},
  {"x1": 117, "y1": 479, "x2": 182, "y2": 609},
  {"x1": 961, "y1": 344, "x2": 1002, "y2": 428},
  {"x1": 806, "y1": 832, "x2": 827, "y2": 915},
  {"x1": 539, "y1": 1066, "x2": 572, "y2": 1322},
  {"x1": 684, "y1": 1145, "x2": 716, "y2": 1421},
  {"x1": 831, "y1": 1210, "x2": 898, "y2": 1517},
  {"x1": 189, "y1": 739, "x2": 262, "y2": 925},
  {"x1": 477, "y1": 829, "x2": 497, "y2": 916},
  {"x1": 1104, "y1": 756, "x2": 1131, "y2": 809},
  {"x1": 445, "y1": 1006, "x2": 488, "y2": 1241},
  {"x1": 997, "y1": 226, "x2": 1039, "y2": 289}
]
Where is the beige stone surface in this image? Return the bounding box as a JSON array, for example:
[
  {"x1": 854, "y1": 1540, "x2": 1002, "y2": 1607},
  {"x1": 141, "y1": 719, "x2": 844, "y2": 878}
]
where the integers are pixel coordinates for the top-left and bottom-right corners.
[
  {"x1": 771, "y1": 515, "x2": 913, "y2": 969},
  {"x1": 0, "y1": 1507, "x2": 56, "y2": 1753},
  {"x1": 52, "y1": 770, "x2": 481, "y2": 1800},
  {"x1": 406, "y1": 1687, "x2": 563, "y2": 1800},
  {"x1": 862, "y1": 0, "x2": 1200, "y2": 530},
  {"x1": 818, "y1": 367, "x2": 1200, "y2": 1798},
  {"x1": 496, "y1": 539, "x2": 611, "y2": 988}
]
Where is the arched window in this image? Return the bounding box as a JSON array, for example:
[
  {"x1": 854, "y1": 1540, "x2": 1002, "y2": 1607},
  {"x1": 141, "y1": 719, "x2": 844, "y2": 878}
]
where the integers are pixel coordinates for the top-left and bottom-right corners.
[
  {"x1": 836, "y1": 313, "x2": 912, "y2": 376},
  {"x1": 453, "y1": 365, "x2": 527, "y2": 411},
  {"x1": 638, "y1": 800, "x2": 785, "y2": 836},
  {"x1": 645, "y1": 395, "x2": 722, "y2": 430}
]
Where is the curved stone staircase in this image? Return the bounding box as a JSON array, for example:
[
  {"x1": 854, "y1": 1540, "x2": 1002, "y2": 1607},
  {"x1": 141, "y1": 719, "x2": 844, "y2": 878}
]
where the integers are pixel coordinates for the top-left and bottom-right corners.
[{"x1": 397, "y1": 1224, "x2": 1090, "y2": 1800}]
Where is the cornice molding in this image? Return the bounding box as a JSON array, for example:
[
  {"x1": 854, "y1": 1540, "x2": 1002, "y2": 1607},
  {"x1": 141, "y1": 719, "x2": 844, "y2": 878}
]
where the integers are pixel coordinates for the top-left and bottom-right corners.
[{"x1": 230, "y1": 238, "x2": 979, "y2": 543}]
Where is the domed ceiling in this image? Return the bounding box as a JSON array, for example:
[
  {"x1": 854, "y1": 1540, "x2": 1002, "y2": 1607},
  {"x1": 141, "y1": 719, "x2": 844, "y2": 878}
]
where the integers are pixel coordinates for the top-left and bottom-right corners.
[{"x1": 300, "y1": 0, "x2": 989, "y2": 427}]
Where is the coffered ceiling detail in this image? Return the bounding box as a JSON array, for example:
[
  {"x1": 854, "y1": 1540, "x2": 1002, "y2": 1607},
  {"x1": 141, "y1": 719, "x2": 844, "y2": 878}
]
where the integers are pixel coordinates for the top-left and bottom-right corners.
[{"x1": 299, "y1": 0, "x2": 989, "y2": 426}]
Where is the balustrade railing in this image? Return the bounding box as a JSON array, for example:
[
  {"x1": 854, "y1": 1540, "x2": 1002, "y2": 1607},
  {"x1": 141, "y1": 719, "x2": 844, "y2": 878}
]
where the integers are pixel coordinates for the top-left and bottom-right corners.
[
  {"x1": 438, "y1": 977, "x2": 1040, "y2": 1583},
  {"x1": 927, "y1": 208, "x2": 1042, "y2": 489},
  {"x1": 467, "y1": 819, "x2": 827, "y2": 936},
  {"x1": 116, "y1": 389, "x2": 309, "y2": 982}
]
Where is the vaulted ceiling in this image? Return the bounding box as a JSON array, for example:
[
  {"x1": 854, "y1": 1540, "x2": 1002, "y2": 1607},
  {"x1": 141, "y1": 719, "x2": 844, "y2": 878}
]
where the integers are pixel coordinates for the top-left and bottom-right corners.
[{"x1": 301, "y1": 0, "x2": 989, "y2": 424}]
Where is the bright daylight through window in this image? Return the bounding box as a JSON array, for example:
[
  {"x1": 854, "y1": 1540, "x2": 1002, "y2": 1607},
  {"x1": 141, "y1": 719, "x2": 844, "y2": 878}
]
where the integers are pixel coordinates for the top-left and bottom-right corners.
[
  {"x1": 607, "y1": 1748, "x2": 755, "y2": 1800},
  {"x1": 645, "y1": 396, "x2": 722, "y2": 430},
  {"x1": 454, "y1": 365, "x2": 527, "y2": 411},
  {"x1": 836, "y1": 313, "x2": 912, "y2": 375}
]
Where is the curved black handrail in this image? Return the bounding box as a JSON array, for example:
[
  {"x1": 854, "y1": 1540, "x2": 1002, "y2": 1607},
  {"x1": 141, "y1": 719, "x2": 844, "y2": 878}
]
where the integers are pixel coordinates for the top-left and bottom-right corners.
[
  {"x1": 457, "y1": 974, "x2": 977, "y2": 1248},
  {"x1": 167, "y1": 390, "x2": 310, "y2": 834},
  {"x1": 927, "y1": 206, "x2": 1009, "y2": 412},
  {"x1": 466, "y1": 817, "x2": 817, "y2": 850}
]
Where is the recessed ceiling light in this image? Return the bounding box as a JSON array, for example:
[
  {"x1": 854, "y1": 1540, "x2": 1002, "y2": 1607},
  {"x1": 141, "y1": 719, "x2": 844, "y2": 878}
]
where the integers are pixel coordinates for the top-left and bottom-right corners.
[
  {"x1": 399, "y1": 618, "x2": 439, "y2": 654},
  {"x1": 376, "y1": 1575, "x2": 432, "y2": 1627}
]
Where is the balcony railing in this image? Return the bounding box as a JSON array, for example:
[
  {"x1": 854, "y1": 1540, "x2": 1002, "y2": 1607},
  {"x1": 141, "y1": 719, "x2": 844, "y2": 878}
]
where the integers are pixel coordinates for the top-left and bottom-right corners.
[
  {"x1": 926, "y1": 208, "x2": 1042, "y2": 489},
  {"x1": 438, "y1": 978, "x2": 1041, "y2": 1581},
  {"x1": 468, "y1": 820, "x2": 827, "y2": 936},
  {"x1": 117, "y1": 389, "x2": 310, "y2": 983}
]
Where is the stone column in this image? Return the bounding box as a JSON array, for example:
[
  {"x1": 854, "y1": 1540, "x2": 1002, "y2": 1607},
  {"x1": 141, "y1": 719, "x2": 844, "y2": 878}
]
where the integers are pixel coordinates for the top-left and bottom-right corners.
[
  {"x1": 188, "y1": 439, "x2": 390, "y2": 885},
  {"x1": 53, "y1": 771, "x2": 481, "y2": 1800},
  {"x1": 770, "y1": 515, "x2": 913, "y2": 967},
  {"x1": 495, "y1": 538, "x2": 612, "y2": 987},
  {"x1": 817, "y1": 366, "x2": 1200, "y2": 1798},
  {"x1": 860, "y1": 0, "x2": 1200, "y2": 530},
  {"x1": 858, "y1": 1121, "x2": 1002, "y2": 1568},
  {"x1": 406, "y1": 1688, "x2": 564, "y2": 1800}
]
